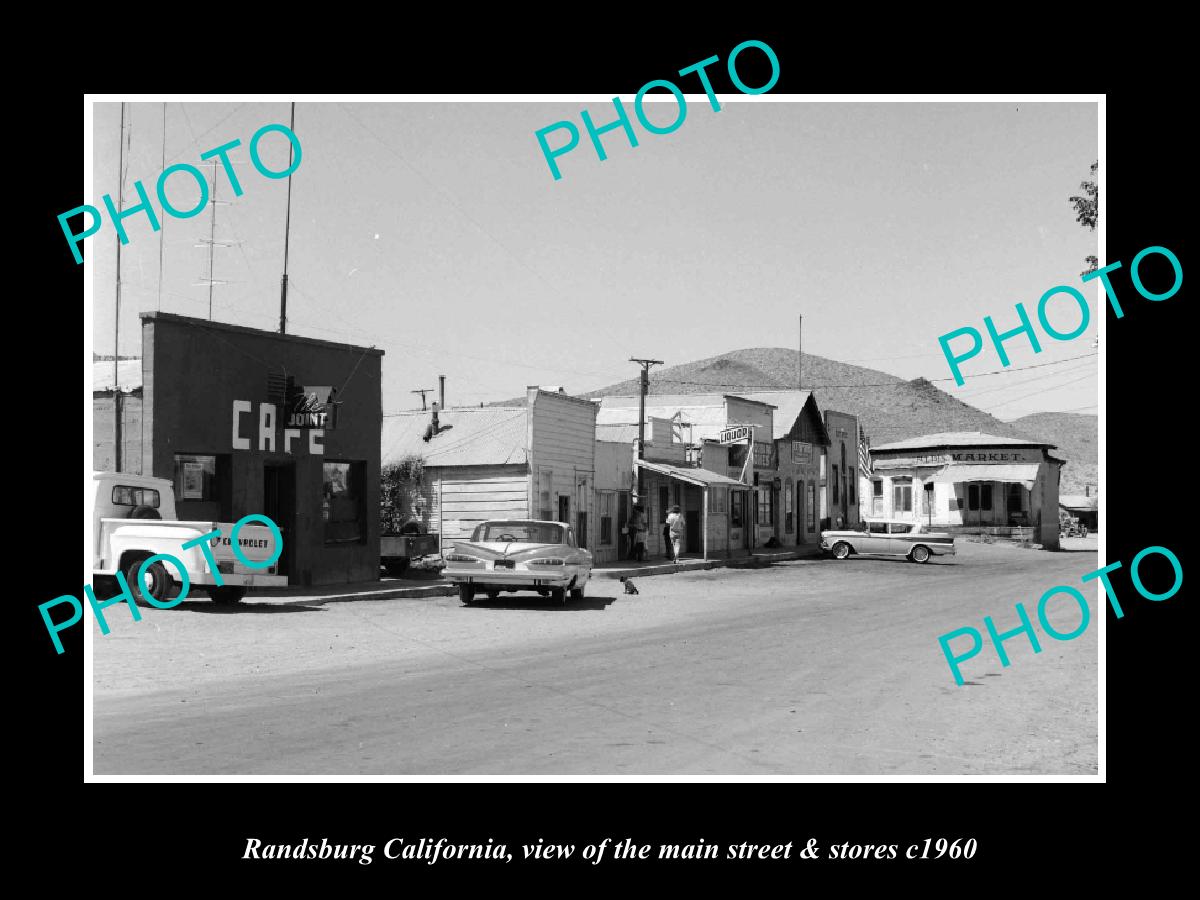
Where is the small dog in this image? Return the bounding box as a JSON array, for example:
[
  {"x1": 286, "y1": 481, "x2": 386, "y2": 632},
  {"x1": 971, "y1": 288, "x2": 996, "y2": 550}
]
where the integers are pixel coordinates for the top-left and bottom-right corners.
[{"x1": 620, "y1": 576, "x2": 639, "y2": 595}]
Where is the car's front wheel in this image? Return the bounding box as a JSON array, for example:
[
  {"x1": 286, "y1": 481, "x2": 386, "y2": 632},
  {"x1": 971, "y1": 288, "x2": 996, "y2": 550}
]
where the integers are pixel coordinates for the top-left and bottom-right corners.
[
  {"x1": 459, "y1": 585, "x2": 475, "y2": 606},
  {"x1": 832, "y1": 542, "x2": 852, "y2": 560},
  {"x1": 570, "y1": 579, "x2": 586, "y2": 601},
  {"x1": 909, "y1": 545, "x2": 931, "y2": 564}
]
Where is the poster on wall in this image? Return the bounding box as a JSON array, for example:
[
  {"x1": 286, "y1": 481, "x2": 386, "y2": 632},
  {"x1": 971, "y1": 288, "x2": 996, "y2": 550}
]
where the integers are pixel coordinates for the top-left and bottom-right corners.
[{"x1": 181, "y1": 462, "x2": 204, "y2": 499}]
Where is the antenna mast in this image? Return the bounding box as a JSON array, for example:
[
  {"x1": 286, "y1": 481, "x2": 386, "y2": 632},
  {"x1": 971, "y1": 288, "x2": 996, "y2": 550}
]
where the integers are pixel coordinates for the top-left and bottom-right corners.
[{"x1": 279, "y1": 100, "x2": 296, "y2": 333}]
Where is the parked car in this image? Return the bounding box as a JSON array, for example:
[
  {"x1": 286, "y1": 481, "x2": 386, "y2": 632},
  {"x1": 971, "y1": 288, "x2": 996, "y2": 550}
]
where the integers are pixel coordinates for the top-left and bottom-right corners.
[
  {"x1": 92, "y1": 471, "x2": 287, "y2": 604},
  {"x1": 820, "y1": 518, "x2": 956, "y2": 563},
  {"x1": 441, "y1": 519, "x2": 592, "y2": 606}
]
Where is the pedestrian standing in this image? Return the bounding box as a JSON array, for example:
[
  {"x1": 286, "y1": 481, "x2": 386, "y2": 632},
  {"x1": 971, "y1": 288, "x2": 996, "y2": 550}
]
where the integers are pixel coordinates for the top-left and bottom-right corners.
[
  {"x1": 629, "y1": 504, "x2": 648, "y2": 562},
  {"x1": 667, "y1": 504, "x2": 684, "y2": 562}
]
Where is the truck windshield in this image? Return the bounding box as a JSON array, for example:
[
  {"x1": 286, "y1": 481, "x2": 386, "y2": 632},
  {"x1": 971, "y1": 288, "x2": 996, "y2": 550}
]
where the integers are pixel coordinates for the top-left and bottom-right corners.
[{"x1": 471, "y1": 522, "x2": 565, "y2": 544}]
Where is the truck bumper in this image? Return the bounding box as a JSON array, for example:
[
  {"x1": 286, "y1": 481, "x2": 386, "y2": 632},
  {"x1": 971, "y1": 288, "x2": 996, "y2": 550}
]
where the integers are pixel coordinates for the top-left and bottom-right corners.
[{"x1": 192, "y1": 573, "x2": 289, "y2": 587}]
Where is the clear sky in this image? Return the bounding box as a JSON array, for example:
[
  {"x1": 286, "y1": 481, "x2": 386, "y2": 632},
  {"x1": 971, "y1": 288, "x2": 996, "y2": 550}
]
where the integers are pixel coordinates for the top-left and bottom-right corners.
[{"x1": 90, "y1": 99, "x2": 1098, "y2": 420}]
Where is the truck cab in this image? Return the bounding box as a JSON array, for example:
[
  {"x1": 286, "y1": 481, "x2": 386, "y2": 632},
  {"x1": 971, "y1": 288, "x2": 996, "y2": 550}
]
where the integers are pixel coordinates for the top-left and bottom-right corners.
[{"x1": 93, "y1": 471, "x2": 287, "y2": 604}]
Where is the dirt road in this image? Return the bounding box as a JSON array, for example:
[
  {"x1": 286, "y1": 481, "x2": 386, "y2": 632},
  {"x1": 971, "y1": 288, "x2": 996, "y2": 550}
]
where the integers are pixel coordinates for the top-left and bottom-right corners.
[{"x1": 93, "y1": 542, "x2": 1098, "y2": 775}]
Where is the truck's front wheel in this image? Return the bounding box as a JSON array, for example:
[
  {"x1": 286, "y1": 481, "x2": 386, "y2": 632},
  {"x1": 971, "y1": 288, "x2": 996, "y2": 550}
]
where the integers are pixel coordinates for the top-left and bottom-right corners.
[
  {"x1": 124, "y1": 556, "x2": 172, "y2": 607},
  {"x1": 210, "y1": 587, "x2": 246, "y2": 605}
]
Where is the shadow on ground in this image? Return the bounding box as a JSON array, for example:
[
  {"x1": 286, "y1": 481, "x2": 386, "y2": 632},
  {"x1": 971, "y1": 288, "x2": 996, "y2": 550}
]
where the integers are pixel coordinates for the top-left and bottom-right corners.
[{"x1": 463, "y1": 595, "x2": 618, "y2": 612}]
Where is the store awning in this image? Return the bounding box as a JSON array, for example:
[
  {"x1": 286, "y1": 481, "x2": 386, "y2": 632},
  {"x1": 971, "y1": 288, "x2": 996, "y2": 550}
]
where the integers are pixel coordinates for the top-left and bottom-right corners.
[
  {"x1": 934, "y1": 464, "x2": 1040, "y2": 489},
  {"x1": 635, "y1": 459, "x2": 751, "y2": 490}
]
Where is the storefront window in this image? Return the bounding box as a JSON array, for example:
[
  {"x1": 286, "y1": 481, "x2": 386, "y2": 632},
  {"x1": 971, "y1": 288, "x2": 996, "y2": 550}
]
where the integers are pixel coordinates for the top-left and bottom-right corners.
[
  {"x1": 1007, "y1": 483, "x2": 1023, "y2": 513},
  {"x1": 731, "y1": 491, "x2": 743, "y2": 528},
  {"x1": 756, "y1": 486, "x2": 773, "y2": 526},
  {"x1": 323, "y1": 461, "x2": 365, "y2": 544},
  {"x1": 806, "y1": 483, "x2": 816, "y2": 531},
  {"x1": 893, "y1": 477, "x2": 912, "y2": 513},
  {"x1": 174, "y1": 453, "x2": 220, "y2": 501},
  {"x1": 784, "y1": 478, "x2": 794, "y2": 532}
]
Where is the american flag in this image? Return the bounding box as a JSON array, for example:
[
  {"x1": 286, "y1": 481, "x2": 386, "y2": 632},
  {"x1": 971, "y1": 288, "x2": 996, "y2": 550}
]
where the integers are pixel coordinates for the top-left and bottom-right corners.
[{"x1": 859, "y1": 425, "x2": 872, "y2": 476}]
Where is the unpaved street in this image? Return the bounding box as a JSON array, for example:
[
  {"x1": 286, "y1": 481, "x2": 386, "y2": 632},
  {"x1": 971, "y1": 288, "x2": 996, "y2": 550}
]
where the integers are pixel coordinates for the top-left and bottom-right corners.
[{"x1": 93, "y1": 542, "x2": 1098, "y2": 775}]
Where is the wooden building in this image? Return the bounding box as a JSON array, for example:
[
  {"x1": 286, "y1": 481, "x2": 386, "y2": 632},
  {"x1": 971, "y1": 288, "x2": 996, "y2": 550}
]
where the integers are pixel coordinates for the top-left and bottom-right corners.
[{"x1": 382, "y1": 387, "x2": 598, "y2": 549}]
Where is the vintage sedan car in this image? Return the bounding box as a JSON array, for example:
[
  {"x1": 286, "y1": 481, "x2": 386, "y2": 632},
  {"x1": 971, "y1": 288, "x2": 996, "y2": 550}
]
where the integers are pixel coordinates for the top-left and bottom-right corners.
[
  {"x1": 442, "y1": 519, "x2": 592, "y2": 605},
  {"x1": 820, "y1": 518, "x2": 956, "y2": 563}
]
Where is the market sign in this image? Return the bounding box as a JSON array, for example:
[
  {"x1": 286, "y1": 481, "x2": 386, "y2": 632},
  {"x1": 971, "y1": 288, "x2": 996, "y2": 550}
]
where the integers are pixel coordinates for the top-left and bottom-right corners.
[
  {"x1": 873, "y1": 450, "x2": 1035, "y2": 468},
  {"x1": 719, "y1": 425, "x2": 752, "y2": 444},
  {"x1": 791, "y1": 441, "x2": 813, "y2": 464}
]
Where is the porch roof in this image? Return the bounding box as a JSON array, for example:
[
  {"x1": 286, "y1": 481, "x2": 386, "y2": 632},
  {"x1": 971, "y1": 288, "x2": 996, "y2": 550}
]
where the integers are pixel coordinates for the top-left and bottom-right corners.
[{"x1": 635, "y1": 459, "x2": 751, "y2": 490}]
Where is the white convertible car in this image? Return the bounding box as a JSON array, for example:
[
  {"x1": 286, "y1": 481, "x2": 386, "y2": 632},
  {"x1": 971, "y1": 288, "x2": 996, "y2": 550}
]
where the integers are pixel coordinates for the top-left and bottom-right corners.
[
  {"x1": 442, "y1": 519, "x2": 593, "y2": 605},
  {"x1": 820, "y1": 518, "x2": 956, "y2": 563}
]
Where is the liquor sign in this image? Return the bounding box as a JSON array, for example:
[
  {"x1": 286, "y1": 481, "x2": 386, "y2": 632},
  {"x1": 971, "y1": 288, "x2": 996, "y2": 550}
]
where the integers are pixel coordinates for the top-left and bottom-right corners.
[
  {"x1": 791, "y1": 441, "x2": 813, "y2": 464},
  {"x1": 720, "y1": 425, "x2": 752, "y2": 444}
]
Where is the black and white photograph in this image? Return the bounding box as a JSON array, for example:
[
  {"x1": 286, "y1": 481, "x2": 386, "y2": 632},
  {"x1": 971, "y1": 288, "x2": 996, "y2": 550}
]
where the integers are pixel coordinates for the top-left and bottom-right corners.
[{"x1": 77, "y1": 92, "x2": 1113, "y2": 781}]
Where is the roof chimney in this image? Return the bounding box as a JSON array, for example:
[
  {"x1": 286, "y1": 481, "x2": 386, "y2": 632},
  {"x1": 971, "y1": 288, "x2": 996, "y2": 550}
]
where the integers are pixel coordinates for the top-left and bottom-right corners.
[
  {"x1": 439, "y1": 374, "x2": 445, "y2": 411},
  {"x1": 423, "y1": 401, "x2": 441, "y2": 442}
]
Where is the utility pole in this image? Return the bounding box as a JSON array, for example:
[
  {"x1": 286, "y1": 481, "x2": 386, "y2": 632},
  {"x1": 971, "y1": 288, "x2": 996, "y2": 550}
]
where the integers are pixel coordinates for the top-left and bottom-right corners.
[
  {"x1": 797, "y1": 314, "x2": 802, "y2": 391},
  {"x1": 279, "y1": 100, "x2": 296, "y2": 334},
  {"x1": 411, "y1": 388, "x2": 434, "y2": 411},
  {"x1": 629, "y1": 357, "x2": 664, "y2": 502},
  {"x1": 114, "y1": 101, "x2": 126, "y2": 472}
]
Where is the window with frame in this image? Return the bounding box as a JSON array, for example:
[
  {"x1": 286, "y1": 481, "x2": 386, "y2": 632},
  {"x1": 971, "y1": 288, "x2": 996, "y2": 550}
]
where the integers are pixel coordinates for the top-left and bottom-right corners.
[
  {"x1": 112, "y1": 484, "x2": 160, "y2": 508},
  {"x1": 832, "y1": 465, "x2": 840, "y2": 504},
  {"x1": 710, "y1": 487, "x2": 727, "y2": 514},
  {"x1": 323, "y1": 461, "x2": 366, "y2": 544},
  {"x1": 173, "y1": 453, "x2": 222, "y2": 501},
  {"x1": 848, "y1": 473, "x2": 856, "y2": 505},
  {"x1": 756, "y1": 485, "x2": 773, "y2": 526},
  {"x1": 728, "y1": 443, "x2": 747, "y2": 469},
  {"x1": 892, "y1": 477, "x2": 912, "y2": 513},
  {"x1": 731, "y1": 490, "x2": 744, "y2": 528},
  {"x1": 806, "y1": 482, "x2": 816, "y2": 531},
  {"x1": 872, "y1": 480, "x2": 883, "y2": 497},
  {"x1": 784, "y1": 479, "x2": 794, "y2": 532},
  {"x1": 1007, "y1": 483, "x2": 1023, "y2": 513}
]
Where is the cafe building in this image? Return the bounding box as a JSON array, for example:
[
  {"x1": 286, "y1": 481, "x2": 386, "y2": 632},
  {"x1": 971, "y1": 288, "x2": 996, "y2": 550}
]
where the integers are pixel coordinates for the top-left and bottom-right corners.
[
  {"x1": 867, "y1": 431, "x2": 1065, "y2": 550},
  {"x1": 93, "y1": 312, "x2": 385, "y2": 586}
]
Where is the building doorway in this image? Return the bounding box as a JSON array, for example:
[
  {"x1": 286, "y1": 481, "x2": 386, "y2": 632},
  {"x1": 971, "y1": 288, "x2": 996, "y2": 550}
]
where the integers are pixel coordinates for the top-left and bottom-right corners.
[{"x1": 263, "y1": 461, "x2": 295, "y2": 578}]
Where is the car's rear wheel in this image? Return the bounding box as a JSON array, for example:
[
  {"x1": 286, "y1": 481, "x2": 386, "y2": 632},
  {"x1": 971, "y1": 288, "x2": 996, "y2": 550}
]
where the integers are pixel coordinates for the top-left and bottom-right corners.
[
  {"x1": 832, "y1": 542, "x2": 851, "y2": 560},
  {"x1": 910, "y1": 545, "x2": 931, "y2": 564},
  {"x1": 124, "y1": 556, "x2": 172, "y2": 606},
  {"x1": 459, "y1": 585, "x2": 475, "y2": 606},
  {"x1": 570, "y1": 579, "x2": 586, "y2": 601}
]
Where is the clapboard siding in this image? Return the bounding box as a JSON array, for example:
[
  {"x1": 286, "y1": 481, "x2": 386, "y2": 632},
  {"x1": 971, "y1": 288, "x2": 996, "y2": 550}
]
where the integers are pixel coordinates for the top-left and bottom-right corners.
[
  {"x1": 433, "y1": 463, "x2": 530, "y2": 541},
  {"x1": 527, "y1": 389, "x2": 598, "y2": 550}
]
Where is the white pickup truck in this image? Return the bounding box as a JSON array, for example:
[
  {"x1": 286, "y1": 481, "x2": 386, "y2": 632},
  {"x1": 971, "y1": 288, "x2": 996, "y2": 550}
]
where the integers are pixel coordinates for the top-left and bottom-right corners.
[{"x1": 92, "y1": 471, "x2": 287, "y2": 605}]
